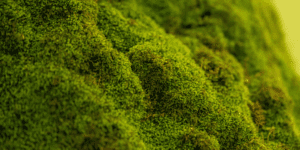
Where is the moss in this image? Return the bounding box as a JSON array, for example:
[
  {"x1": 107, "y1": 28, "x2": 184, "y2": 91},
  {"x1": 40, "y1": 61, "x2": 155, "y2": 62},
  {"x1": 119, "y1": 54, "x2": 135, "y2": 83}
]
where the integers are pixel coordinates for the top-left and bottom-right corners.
[
  {"x1": 1, "y1": 0, "x2": 300, "y2": 149},
  {"x1": 248, "y1": 100, "x2": 267, "y2": 131},
  {"x1": 179, "y1": 127, "x2": 220, "y2": 150}
]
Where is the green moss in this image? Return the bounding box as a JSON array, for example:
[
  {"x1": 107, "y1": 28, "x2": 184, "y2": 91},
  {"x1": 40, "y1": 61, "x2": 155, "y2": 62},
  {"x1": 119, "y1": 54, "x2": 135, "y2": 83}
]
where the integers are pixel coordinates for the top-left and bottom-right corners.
[{"x1": 1, "y1": 0, "x2": 300, "y2": 149}]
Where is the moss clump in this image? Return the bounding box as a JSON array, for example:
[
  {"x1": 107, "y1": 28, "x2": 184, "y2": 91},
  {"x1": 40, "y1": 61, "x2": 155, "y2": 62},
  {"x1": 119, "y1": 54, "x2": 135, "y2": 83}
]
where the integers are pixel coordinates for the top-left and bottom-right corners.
[
  {"x1": 179, "y1": 126, "x2": 220, "y2": 150},
  {"x1": 248, "y1": 100, "x2": 267, "y2": 133}
]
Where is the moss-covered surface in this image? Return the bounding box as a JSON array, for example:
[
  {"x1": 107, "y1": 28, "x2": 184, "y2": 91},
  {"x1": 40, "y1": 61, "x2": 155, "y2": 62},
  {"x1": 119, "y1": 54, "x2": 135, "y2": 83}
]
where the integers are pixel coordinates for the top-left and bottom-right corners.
[{"x1": 1, "y1": 0, "x2": 300, "y2": 149}]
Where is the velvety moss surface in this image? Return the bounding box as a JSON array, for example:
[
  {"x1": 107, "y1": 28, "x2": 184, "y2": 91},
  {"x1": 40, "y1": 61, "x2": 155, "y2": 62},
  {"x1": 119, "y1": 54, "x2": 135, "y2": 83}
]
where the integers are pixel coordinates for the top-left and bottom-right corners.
[{"x1": 1, "y1": 0, "x2": 300, "y2": 149}]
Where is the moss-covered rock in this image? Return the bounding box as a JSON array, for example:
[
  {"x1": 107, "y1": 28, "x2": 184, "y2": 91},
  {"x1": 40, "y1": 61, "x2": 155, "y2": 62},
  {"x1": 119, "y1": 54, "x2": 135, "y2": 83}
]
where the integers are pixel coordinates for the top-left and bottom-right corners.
[{"x1": 1, "y1": 0, "x2": 300, "y2": 149}]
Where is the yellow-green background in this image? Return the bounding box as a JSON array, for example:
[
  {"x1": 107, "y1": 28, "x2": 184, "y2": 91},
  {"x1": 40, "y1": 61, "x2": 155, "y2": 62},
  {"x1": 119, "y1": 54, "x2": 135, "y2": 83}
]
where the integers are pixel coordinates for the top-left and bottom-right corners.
[{"x1": 272, "y1": 0, "x2": 300, "y2": 76}]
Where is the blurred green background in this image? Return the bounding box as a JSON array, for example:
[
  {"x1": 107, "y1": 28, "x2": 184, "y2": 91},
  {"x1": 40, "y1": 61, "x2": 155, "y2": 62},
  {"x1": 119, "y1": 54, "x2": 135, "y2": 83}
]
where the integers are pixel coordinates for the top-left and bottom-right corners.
[{"x1": 272, "y1": 0, "x2": 300, "y2": 76}]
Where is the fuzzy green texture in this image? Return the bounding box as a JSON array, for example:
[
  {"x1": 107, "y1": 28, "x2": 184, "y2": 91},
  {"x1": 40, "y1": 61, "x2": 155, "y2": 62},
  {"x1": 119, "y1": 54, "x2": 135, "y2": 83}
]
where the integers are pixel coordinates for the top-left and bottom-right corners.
[{"x1": 1, "y1": 0, "x2": 300, "y2": 149}]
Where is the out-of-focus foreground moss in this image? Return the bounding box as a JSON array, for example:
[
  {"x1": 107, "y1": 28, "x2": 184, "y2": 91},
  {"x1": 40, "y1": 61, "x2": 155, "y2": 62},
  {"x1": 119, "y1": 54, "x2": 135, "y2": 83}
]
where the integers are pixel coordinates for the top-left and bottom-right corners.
[{"x1": 1, "y1": 0, "x2": 300, "y2": 149}]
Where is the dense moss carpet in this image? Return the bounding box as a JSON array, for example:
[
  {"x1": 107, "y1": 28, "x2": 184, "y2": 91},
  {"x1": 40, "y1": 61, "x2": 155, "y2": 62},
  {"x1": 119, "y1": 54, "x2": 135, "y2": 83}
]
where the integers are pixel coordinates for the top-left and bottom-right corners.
[{"x1": 1, "y1": 0, "x2": 300, "y2": 149}]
